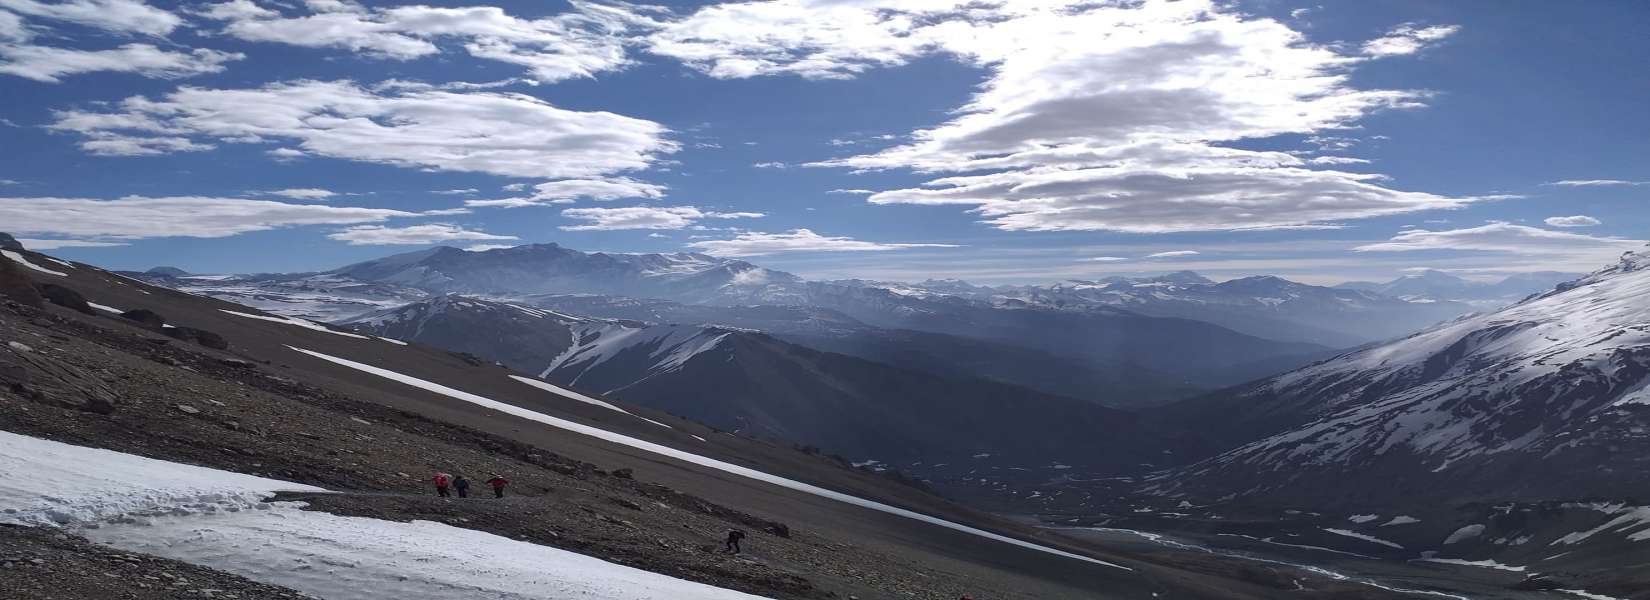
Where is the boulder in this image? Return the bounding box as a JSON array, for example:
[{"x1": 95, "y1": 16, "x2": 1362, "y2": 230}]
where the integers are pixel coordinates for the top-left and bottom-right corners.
[
  {"x1": 38, "y1": 284, "x2": 95, "y2": 315},
  {"x1": 611, "y1": 468, "x2": 634, "y2": 480},
  {"x1": 120, "y1": 308, "x2": 166, "y2": 329},
  {"x1": 164, "y1": 326, "x2": 230, "y2": 350},
  {"x1": 0, "y1": 255, "x2": 43, "y2": 308},
  {"x1": 1, "y1": 344, "x2": 118, "y2": 413}
]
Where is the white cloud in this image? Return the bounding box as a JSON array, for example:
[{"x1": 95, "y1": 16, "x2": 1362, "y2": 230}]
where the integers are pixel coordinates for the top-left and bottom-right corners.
[
  {"x1": 14, "y1": 238, "x2": 128, "y2": 249},
  {"x1": 193, "y1": 1, "x2": 654, "y2": 82},
  {"x1": 1545, "y1": 179, "x2": 1649, "y2": 187},
  {"x1": 0, "y1": 44, "x2": 242, "y2": 83},
  {"x1": 1544, "y1": 215, "x2": 1601, "y2": 228},
  {"x1": 1145, "y1": 250, "x2": 1199, "y2": 258},
  {"x1": 865, "y1": 164, "x2": 1469, "y2": 233},
  {"x1": 826, "y1": 188, "x2": 874, "y2": 194},
  {"x1": 647, "y1": 232, "x2": 668, "y2": 238},
  {"x1": 1085, "y1": 256, "x2": 1128, "y2": 262},
  {"x1": 1361, "y1": 24, "x2": 1459, "y2": 57},
  {"x1": 752, "y1": 161, "x2": 787, "y2": 169},
  {"x1": 558, "y1": 205, "x2": 762, "y2": 231},
  {"x1": 664, "y1": 0, "x2": 1470, "y2": 233},
  {"x1": 464, "y1": 243, "x2": 518, "y2": 252},
  {"x1": 466, "y1": 178, "x2": 667, "y2": 209},
  {"x1": 326, "y1": 223, "x2": 517, "y2": 246},
  {"x1": 257, "y1": 188, "x2": 336, "y2": 200},
  {"x1": 49, "y1": 80, "x2": 677, "y2": 180},
  {"x1": 0, "y1": 196, "x2": 415, "y2": 239},
  {"x1": 0, "y1": 0, "x2": 182, "y2": 36},
  {"x1": 430, "y1": 188, "x2": 479, "y2": 195},
  {"x1": 686, "y1": 229, "x2": 958, "y2": 257},
  {"x1": 1355, "y1": 223, "x2": 1643, "y2": 260}
]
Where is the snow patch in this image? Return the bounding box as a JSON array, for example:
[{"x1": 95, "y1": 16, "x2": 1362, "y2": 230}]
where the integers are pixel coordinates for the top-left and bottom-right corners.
[
  {"x1": 510, "y1": 375, "x2": 673, "y2": 429},
  {"x1": 1348, "y1": 514, "x2": 1380, "y2": 523},
  {"x1": 1321, "y1": 528, "x2": 1404, "y2": 549},
  {"x1": 0, "y1": 430, "x2": 321, "y2": 528},
  {"x1": 221, "y1": 309, "x2": 370, "y2": 339},
  {"x1": 1382, "y1": 515, "x2": 1420, "y2": 526},
  {"x1": 1413, "y1": 558, "x2": 1525, "y2": 572},
  {"x1": 1444, "y1": 524, "x2": 1485, "y2": 545},
  {"x1": 88, "y1": 302, "x2": 123, "y2": 314},
  {"x1": 2, "y1": 250, "x2": 67, "y2": 276}
]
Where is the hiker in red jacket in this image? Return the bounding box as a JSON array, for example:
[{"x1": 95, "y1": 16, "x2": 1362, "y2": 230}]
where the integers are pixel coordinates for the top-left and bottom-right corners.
[
  {"x1": 485, "y1": 474, "x2": 510, "y2": 498},
  {"x1": 433, "y1": 472, "x2": 453, "y2": 498}
]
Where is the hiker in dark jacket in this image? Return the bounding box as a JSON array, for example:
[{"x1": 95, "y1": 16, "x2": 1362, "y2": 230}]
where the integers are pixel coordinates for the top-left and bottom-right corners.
[
  {"x1": 454, "y1": 475, "x2": 470, "y2": 498},
  {"x1": 485, "y1": 474, "x2": 510, "y2": 498},
  {"x1": 723, "y1": 529, "x2": 746, "y2": 554}
]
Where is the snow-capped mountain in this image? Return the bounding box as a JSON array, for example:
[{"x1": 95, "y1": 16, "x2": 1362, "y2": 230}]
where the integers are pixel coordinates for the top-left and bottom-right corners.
[
  {"x1": 135, "y1": 271, "x2": 431, "y2": 322},
  {"x1": 331, "y1": 244, "x2": 805, "y2": 304},
  {"x1": 1149, "y1": 248, "x2": 1650, "y2": 508},
  {"x1": 1337, "y1": 269, "x2": 1582, "y2": 308}
]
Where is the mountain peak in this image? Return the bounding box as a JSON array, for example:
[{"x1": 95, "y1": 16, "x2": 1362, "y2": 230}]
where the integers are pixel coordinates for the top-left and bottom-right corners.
[
  {"x1": 1147, "y1": 270, "x2": 1213, "y2": 285},
  {"x1": 145, "y1": 266, "x2": 190, "y2": 277}
]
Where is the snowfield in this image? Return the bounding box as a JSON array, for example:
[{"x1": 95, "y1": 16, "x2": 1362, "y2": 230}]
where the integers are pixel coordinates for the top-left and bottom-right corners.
[
  {"x1": 287, "y1": 345, "x2": 1130, "y2": 570},
  {"x1": 0, "y1": 431, "x2": 774, "y2": 599}
]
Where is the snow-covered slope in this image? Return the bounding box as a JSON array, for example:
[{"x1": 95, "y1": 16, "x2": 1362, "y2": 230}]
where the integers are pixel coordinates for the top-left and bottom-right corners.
[
  {"x1": 1150, "y1": 249, "x2": 1650, "y2": 507},
  {"x1": 0, "y1": 431, "x2": 776, "y2": 600}
]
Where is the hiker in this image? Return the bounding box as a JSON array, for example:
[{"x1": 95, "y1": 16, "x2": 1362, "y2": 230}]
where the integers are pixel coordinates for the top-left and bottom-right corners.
[
  {"x1": 433, "y1": 472, "x2": 453, "y2": 498},
  {"x1": 723, "y1": 529, "x2": 746, "y2": 554},
  {"x1": 454, "y1": 475, "x2": 471, "y2": 499},
  {"x1": 485, "y1": 474, "x2": 510, "y2": 498}
]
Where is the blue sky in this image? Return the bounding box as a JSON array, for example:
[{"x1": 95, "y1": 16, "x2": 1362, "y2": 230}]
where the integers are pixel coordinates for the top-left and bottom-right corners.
[{"x1": 1, "y1": 0, "x2": 1645, "y2": 284}]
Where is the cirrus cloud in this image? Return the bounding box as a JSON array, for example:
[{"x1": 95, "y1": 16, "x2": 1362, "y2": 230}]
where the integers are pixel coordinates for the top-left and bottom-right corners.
[
  {"x1": 1544, "y1": 215, "x2": 1601, "y2": 228},
  {"x1": 686, "y1": 229, "x2": 958, "y2": 257},
  {"x1": 1354, "y1": 223, "x2": 1644, "y2": 268},
  {"x1": 0, "y1": 196, "x2": 417, "y2": 240},
  {"x1": 0, "y1": 43, "x2": 243, "y2": 83},
  {"x1": 1145, "y1": 250, "x2": 1199, "y2": 259},
  {"x1": 558, "y1": 205, "x2": 763, "y2": 231},
  {"x1": 326, "y1": 223, "x2": 518, "y2": 246}
]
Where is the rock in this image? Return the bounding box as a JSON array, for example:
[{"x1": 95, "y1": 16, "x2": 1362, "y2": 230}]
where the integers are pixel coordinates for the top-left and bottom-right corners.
[
  {"x1": 612, "y1": 468, "x2": 634, "y2": 480},
  {"x1": 0, "y1": 254, "x2": 43, "y2": 308},
  {"x1": 0, "y1": 348, "x2": 118, "y2": 414},
  {"x1": 7, "y1": 341, "x2": 31, "y2": 353},
  {"x1": 175, "y1": 404, "x2": 200, "y2": 415},
  {"x1": 217, "y1": 358, "x2": 255, "y2": 369},
  {"x1": 765, "y1": 522, "x2": 791, "y2": 538},
  {"x1": 120, "y1": 309, "x2": 166, "y2": 329},
  {"x1": 0, "y1": 233, "x2": 22, "y2": 251},
  {"x1": 166, "y1": 327, "x2": 229, "y2": 350},
  {"x1": 610, "y1": 497, "x2": 644, "y2": 511},
  {"x1": 38, "y1": 284, "x2": 95, "y2": 315}
]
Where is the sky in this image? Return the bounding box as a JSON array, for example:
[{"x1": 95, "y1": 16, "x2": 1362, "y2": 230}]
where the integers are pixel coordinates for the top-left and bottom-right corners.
[{"x1": 1, "y1": 0, "x2": 1646, "y2": 285}]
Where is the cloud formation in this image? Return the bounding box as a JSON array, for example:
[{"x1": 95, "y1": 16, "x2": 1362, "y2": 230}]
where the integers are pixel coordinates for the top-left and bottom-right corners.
[
  {"x1": 1355, "y1": 223, "x2": 1643, "y2": 258},
  {"x1": 1545, "y1": 179, "x2": 1649, "y2": 187},
  {"x1": 466, "y1": 178, "x2": 668, "y2": 208},
  {"x1": 327, "y1": 223, "x2": 517, "y2": 245},
  {"x1": 1361, "y1": 24, "x2": 1459, "y2": 57},
  {"x1": 257, "y1": 188, "x2": 337, "y2": 200},
  {"x1": 558, "y1": 206, "x2": 763, "y2": 231},
  {"x1": 1145, "y1": 250, "x2": 1199, "y2": 258},
  {"x1": 192, "y1": 0, "x2": 654, "y2": 82},
  {"x1": 50, "y1": 80, "x2": 677, "y2": 179},
  {"x1": 0, "y1": 0, "x2": 182, "y2": 36},
  {"x1": 0, "y1": 196, "x2": 416, "y2": 239},
  {"x1": 1544, "y1": 215, "x2": 1601, "y2": 228},
  {"x1": 656, "y1": 0, "x2": 1469, "y2": 233},
  {"x1": 0, "y1": 43, "x2": 242, "y2": 83},
  {"x1": 686, "y1": 229, "x2": 958, "y2": 256}
]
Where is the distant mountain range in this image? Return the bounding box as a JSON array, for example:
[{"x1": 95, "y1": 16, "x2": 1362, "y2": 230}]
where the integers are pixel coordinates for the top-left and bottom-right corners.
[
  {"x1": 1336, "y1": 269, "x2": 1581, "y2": 308},
  {"x1": 340, "y1": 295, "x2": 1198, "y2": 482}
]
